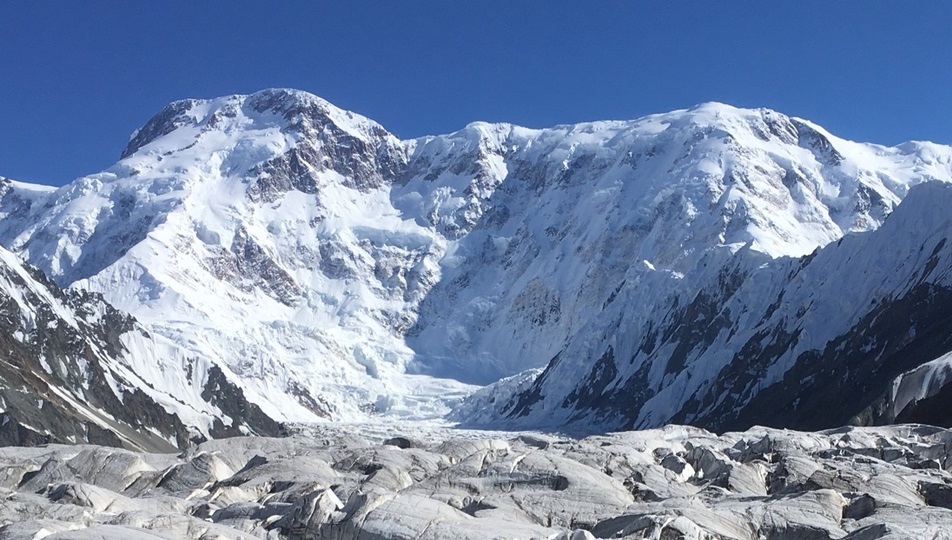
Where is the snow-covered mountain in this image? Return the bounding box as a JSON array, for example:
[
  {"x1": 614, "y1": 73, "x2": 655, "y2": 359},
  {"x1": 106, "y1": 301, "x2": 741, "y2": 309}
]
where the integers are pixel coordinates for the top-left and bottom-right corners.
[
  {"x1": 0, "y1": 91, "x2": 478, "y2": 425},
  {"x1": 2, "y1": 89, "x2": 952, "y2": 437}
]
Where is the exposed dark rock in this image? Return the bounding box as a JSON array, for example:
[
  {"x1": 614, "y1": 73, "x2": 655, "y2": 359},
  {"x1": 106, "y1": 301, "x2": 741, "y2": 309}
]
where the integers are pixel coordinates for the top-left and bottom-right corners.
[
  {"x1": 121, "y1": 99, "x2": 202, "y2": 158},
  {"x1": 201, "y1": 365, "x2": 285, "y2": 439}
]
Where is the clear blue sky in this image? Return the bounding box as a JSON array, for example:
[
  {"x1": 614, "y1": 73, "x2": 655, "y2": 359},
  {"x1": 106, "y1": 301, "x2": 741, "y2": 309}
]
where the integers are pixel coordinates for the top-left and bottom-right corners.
[{"x1": 2, "y1": 2, "x2": 950, "y2": 186}]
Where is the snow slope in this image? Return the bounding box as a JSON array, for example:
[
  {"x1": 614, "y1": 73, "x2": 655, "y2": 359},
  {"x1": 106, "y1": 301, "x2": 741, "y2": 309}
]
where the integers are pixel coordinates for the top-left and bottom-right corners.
[
  {"x1": 0, "y1": 240, "x2": 279, "y2": 450},
  {"x1": 2, "y1": 90, "x2": 951, "y2": 434},
  {"x1": 468, "y1": 181, "x2": 952, "y2": 432},
  {"x1": 402, "y1": 104, "x2": 951, "y2": 384}
]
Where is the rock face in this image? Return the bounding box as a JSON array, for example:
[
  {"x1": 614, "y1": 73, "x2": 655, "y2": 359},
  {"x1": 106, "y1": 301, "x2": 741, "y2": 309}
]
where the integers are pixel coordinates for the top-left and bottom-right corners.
[
  {"x1": 3, "y1": 423, "x2": 952, "y2": 539},
  {"x1": 2, "y1": 90, "x2": 952, "y2": 436}
]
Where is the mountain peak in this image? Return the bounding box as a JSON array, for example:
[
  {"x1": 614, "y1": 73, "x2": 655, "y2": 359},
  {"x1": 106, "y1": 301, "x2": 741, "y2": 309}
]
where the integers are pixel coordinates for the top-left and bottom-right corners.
[
  {"x1": 685, "y1": 100, "x2": 747, "y2": 114},
  {"x1": 243, "y1": 87, "x2": 332, "y2": 116},
  {"x1": 121, "y1": 97, "x2": 204, "y2": 159},
  {"x1": 120, "y1": 88, "x2": 392, "y2": 160}
]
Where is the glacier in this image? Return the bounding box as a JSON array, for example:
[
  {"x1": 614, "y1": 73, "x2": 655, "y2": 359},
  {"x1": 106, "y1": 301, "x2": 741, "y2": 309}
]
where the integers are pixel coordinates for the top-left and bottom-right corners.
[{"x1": 6, "y1": 423, "x2": 952, "y2": 539}]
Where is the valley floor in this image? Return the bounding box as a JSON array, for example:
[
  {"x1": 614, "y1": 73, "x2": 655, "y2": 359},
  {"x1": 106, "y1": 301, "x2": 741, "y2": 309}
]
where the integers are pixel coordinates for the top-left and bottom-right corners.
[{"x1": 1, "y1": 423, "x2": 952, "y2": 539}]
